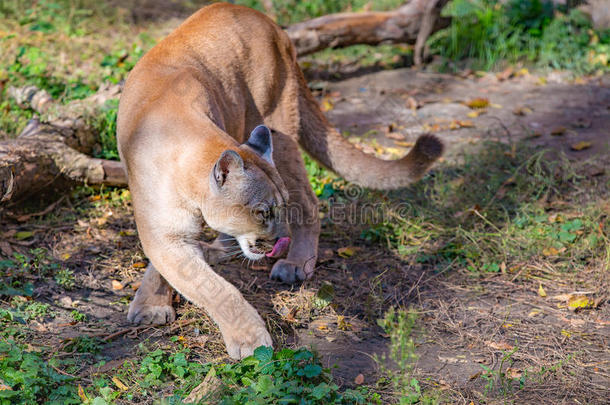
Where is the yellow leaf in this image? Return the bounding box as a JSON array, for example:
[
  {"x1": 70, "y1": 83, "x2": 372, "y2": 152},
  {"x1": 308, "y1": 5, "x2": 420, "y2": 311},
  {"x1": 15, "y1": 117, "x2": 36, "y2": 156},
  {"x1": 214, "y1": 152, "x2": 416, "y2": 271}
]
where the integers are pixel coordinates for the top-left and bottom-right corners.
[
  {"x1": 337, "y1": 247, "x2": 355, "y2": 258},
  {"x1": 61, "y1": 253, "x2": 71, "y2": 260},
  {"x1": 538, "y1": 284, "x2": 547, "y2": 297},
  {"x1": 132, "y1": 261, "x2": 147, "y2": 268},
  {"x1": 384, "y1": 147, "x2": 403, "y2": 157},
  {"x1": 568, "y1": 295, "x2": 594, "y2": 311},
  {"x1": 466, "y1": 97, "x2": 490, "y2": 109},
  {"x1": 394, "y1": 141, "x2": 414, "y2": 147},
  {"x1": 542, "y1": 247, "x2": 559, "y2": 256},
  {"x1": 111, "y1": 280, "x2": 124, "y2": 290},
  {"x1": 78, "y1": 385, "x2": 88, "y2": 402},
  {"x1": 514, "y1": 68, "x2": 529, "y2": 77},
  {"x1": 15, "y1": 231, "x2": 34, "y2": 240},
  {"x1": 528, "y1": 309, "x2": 542, "y2": 317},
  {"x1": 337, "y1": 315, "x2": 351, "y2": 331},
  {"x1": 467, "y1": 110, "x2": 483, "y2": 118},
  {"x1": 570, "y1": 141, "x2": 592, "y2": 151},
  {"x1": 320, "y1": 97, "x2": 334, "y2": 112},
  {"x1": 561, "y1": 329, "x2": 571, "y2": 337},
  {"x1": 112, "y1": 376, "x2": 129, "y2": 391}
]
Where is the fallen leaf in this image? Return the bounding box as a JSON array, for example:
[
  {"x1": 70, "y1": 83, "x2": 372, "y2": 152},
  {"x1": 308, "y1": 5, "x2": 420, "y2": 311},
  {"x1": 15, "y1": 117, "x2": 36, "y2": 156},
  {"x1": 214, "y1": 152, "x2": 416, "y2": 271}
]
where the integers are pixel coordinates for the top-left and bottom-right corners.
[
  {"x1": 514, "y1": 68, "x2": 529, "y2": 77},
  {"x1": 506, "y1": 368, "x2": 522, "y2": 379},
  {"x1": 550, "y1": 127, "x2": 566, "y2": 136},
  {"x1": 394, "y1": 141, "x2": 414, "y2": 147},
  {"x1": 386, "y1": 132, "x2": 405, "y2": 140},
  {"x1": 337, "y1": 315, "x2": 351, "y2": 331},
  {"x1": 467, "y1": 110, "x2": 485, "y2": 118},
  {"x1": 570, "y1": 141, "x2": 592, "y2": 151},
  {"x1": 528, "y1": 309, "x2": 542, "y2": 317},
  {"x1": 112, "y1": 376, "x2": 128, "y2": 391},
  {"x1": 320, "y1": 97, "x2": 333, "y2": 112},
  {"x1": 466, "y1": 97, "x2": 490, "y2": 109},
  {"x1": 78, "y1": 385, "x2": 88, "y2": 402},
  {"x1": 542, "y1": 247, "x2": 559, "y2": 256},
  {"x1": 111, "y1": 280, "x2": 124, "y2": 290},
  {"x1": 337, "y1": 247, "x2": 355, "y2": 258},
  {"x1": 15, "y1": 231, "x2": 34, "y2": 240},
  {"x1": 131, "y1": 281, "x2": 141, "y2": 291},
  {"x1": 313, "y1": 282, "x2": 334, "y2": 309},
  {"x1": 538, "y1": 284, "x2": 547, "y2": 297},
  {"x1": 184, "y1": 367, "x2": 223, "y2": 404},
  {"x1": 354, "y1": 374, "x2": 365, "y2": 385},
  {"x1": 568, "y1": 295, "x2": 595, "y2": 311},
  {"x1": 0, "y1": 380, "x2": 11, "y2": 391},
  {"x1": 487, "y1": 341, "x2": 513, "y2": 351},
  {"x1": 132, "y1": 261, "x2": 147, "y2": 268}
]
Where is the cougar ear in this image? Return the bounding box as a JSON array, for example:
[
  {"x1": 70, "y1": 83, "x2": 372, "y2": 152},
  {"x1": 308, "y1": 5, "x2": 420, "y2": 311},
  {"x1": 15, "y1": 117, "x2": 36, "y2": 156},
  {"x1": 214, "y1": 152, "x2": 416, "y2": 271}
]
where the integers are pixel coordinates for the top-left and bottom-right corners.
[
  {"x1": 212, "y1": 150, "x2": 243, "y2": 189},
  {"x1": 245, "y1": 125, "x2": 274, "y2": 165}
]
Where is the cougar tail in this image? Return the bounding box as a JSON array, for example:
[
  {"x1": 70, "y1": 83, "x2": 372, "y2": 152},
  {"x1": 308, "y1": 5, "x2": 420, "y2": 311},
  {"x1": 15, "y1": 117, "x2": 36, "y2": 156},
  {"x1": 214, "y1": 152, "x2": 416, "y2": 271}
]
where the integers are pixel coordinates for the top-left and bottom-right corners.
[{"x1": 296, "y1": 74, "x2": 444, "y2": 190}]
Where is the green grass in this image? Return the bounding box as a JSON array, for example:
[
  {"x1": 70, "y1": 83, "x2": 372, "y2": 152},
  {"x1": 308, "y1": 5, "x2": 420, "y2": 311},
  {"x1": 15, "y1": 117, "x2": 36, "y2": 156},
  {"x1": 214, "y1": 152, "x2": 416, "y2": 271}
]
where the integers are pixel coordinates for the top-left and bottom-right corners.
[
  {"x1": 358, "y1": 142, "x2": 609, "y2": 277},
  {"x1": 429, "y1": 0, "x2": 610, "y2": 72}
]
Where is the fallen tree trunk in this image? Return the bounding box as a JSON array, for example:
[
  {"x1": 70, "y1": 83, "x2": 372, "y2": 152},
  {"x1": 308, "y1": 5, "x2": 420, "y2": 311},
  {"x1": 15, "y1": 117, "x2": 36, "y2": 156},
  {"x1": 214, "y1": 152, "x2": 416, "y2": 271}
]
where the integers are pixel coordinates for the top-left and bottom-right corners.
[
  {"x1": 1, "y1": 86, "x2": 126, "y2": 205},
  {"x1": 286, "y1": 0, "x2": 450, "y2": 63}
]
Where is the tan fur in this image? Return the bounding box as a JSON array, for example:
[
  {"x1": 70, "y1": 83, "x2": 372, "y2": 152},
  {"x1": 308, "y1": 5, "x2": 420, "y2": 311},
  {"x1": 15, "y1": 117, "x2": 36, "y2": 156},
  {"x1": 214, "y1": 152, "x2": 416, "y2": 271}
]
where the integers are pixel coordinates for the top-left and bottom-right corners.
[{"x1": 117, "y1": 3, "x2": 443, "y2": 359}]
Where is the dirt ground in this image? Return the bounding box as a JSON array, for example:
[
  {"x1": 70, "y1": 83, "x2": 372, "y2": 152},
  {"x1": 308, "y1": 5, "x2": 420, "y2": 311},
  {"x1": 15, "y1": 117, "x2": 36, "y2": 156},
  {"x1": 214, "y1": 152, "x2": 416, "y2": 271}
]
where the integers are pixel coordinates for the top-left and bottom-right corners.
[{"x1": 1, "y1": 65, "x2": 609, "y2": 403}]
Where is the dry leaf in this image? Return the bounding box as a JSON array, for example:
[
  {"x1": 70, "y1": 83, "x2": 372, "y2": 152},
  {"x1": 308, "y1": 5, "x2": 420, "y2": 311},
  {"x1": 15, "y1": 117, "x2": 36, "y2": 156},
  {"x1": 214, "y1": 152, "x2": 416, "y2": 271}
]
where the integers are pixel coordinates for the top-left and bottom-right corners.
[
  {"x1": 337, "y1": 315, "x2": 352, "y2": 331},
  {"x1": 112, "y1": 376, "x2": 128, "y2": 391},
  {"x1": 568, "y1": 295, "x2": 595, "y2": 311},
  {"x1": 132, "y1": 261, "x2": 147, "y2": 268},
  {"x1": 467, "y1": 110, "x2": 485, "y2": 118},
  {"x1": 386, "y1": 132, "x2": 405, "y2": 140},
  {"x1": 184, "y1": 368, "x2": 223, "y2": 404},
  {"x1": 466, "y1": 97, "x2": 490, "y2": 109},
  {"x1": 337, "y1": 247, "x2": 355, "y2": 258},
  {"x1": 354, "y1": 374, "x2": 365, "y2": 385},
  {"x1": 394, "y1": 141, "x2": 414, "y2": 147},
  {"x1": 78, "y1": 385, "x2": 88, "y2": 402},
  {"x1": 487, "y1": 341, "x2": 513, "y2": 351},
  {"x1": 538, "y1": 284, "x2": 547, "y2": 297},
  {"x1": 111, "y1": 280, "x2": 124, "y2": 290},
  {"x1": 320, "y1": 97, "x2": 333, "y2": 112},
  {"x1": 570, "y1": 141, "x2": 592, "y2": 151},
  {"x1": 551, "y1": 127, "x2": 566, "y2": 136},
  {"x1": 542, "y1": 247, "x2": 559, "y2": 256}
]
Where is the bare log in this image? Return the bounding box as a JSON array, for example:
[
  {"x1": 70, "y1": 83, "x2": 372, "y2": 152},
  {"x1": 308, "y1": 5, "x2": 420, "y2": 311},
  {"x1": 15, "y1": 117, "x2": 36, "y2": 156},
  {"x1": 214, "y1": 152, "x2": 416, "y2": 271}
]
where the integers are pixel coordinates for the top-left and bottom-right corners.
[{"x1": 286, "y1": 0, "x2": 450, "y2": 62}]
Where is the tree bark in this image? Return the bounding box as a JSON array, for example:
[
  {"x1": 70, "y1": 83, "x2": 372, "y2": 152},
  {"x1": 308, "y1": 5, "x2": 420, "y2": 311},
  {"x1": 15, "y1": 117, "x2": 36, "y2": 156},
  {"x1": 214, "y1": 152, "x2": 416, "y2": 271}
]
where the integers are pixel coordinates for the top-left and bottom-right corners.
[
  {"x1": 0, "y1": 86, "x2": 126, "y2": 205},
  {"x1": 286, "y1": 0, "x2": 450, "y2": 62}
]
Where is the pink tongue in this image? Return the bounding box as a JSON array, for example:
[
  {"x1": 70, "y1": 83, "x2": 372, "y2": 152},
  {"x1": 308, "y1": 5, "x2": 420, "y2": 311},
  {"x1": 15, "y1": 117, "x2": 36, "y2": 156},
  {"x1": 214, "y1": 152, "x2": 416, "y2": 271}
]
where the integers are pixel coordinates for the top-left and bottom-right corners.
[{"x1": 266, "y1": 237, "x2": 290, "y2": 258}]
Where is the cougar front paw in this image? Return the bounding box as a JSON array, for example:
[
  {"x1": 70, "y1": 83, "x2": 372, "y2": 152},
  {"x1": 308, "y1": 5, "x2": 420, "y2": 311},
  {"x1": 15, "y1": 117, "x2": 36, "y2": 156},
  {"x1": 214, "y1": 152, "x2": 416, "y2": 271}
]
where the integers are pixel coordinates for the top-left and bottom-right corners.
[
  {"x1": 222, "y1": 321, "x2": 273, "y2": 360},
  {"x1": 270, "y1": 259, "x2": 308, "y2": 284},
  {"x1": 127, "y1": 302, "x2": 176, "y2": 325}
]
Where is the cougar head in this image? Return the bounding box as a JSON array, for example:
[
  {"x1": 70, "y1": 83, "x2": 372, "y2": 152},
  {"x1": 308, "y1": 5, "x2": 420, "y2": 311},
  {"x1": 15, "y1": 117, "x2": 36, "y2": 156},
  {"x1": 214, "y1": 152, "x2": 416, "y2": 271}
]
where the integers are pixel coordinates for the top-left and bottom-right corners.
[{"x1": 204, "y1": 125, "x2": 291, "y2": 260}]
